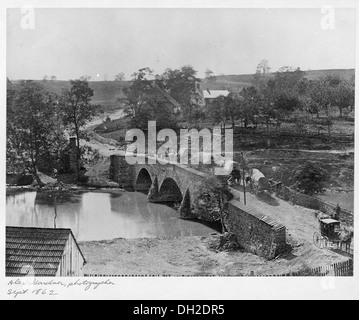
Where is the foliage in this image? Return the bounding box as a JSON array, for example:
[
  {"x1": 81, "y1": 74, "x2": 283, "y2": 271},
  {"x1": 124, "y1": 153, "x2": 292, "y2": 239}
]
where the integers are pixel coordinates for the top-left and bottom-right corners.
[
  {"x1": 272, "y1": 92, "x2": 302, "y2": 119},
  {"x1": 238, "y1": 86, "x2": 260, "y2": 127},
  {"x1": 192, "y1": 176, "x2": 233, "y2": 232},
  {"x1": 123, "y1": 67, "x2": 178, "y2": 130},
  {"x1": 204, "y1": 68, "x2": 214, "y2": 78},
  {"x1": 160, "y1": 65, "x2": 202, "y2": 125},
  {"x1": 270, "y1": 66, "x2": 306, "y2": 93},
  {"x1": 294, "y1": 162, "x2": 330, "y2": 195},
  {"x1": 309, "y1": 75, "x2": 354, "y2": 117},
  {"x1": 60, "y1": 78, "x2": 95, "y2": 146},
  {"x1": 207, "y1": 95, "x2": 224, "y2": 127},
  {"x1": 7, "y1": 81, "x2": 67, "y2": 183},
  {"x1": 115, "y1": 72, "x2": 126, "y2": 81},
  {"x1": 253, "y1": 59, "x2": 271, "y2": 93}
]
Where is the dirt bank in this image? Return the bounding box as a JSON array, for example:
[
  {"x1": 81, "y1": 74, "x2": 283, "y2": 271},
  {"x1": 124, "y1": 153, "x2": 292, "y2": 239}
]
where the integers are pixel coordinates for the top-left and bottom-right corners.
[{"x1": 79, "y1": 235, "x2": 348, "y2": 276}]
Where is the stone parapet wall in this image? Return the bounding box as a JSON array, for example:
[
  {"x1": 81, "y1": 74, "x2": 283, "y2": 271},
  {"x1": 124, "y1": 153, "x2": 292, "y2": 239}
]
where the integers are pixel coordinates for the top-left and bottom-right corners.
[{"x1": 225, "y1": 200, "x2": 287, "y2": 260}]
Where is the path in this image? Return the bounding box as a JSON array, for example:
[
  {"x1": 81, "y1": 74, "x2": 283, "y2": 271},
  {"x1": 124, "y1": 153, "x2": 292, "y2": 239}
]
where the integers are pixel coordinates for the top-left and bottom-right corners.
[{"x1": 231, "y1": 187, "x2": 321, "y2": 245}]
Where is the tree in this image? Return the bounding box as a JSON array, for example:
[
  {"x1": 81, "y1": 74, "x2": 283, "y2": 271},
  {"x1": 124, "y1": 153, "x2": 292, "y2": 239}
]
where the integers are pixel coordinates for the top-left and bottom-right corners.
[
  {"x1": 60, "y1": 78, "x2": 94, "y2": 171},
  {"x1": 225, "y1": 93, "x2": 242, "y2": 128},
  {"x1": 123, "y1": 67, "x2": 177, "y2": 130},
  {"x1": 160, "y1": 65, "x2": 202, "y2": 126},
  {"x1": 256, "y1": 59, "x2": 271, "y2": 74},
  {"x1": 208, "y1": 93, "x2": 242, "y2": 129},
  {"x1": 253, "y1": 59, "x2": 271, "y2": 93},
  {"x1": 51, "y1": 76, "x2": 57, "y2": 81},
  {"x1": 204, "y1": 68, "x2": 216, "y2": 82},
  {"x1": 208, "y1": 95, "x2": 229, "y2": 129},
  {"x1": 7, "y1": 81, "x2": 67, "y2": 185},
  {"x1": 115, "y1": 72, "x2": 126, "y2": 81},
  {"x1": 80, "y1": 75, "x2": 91, "y2": 81},
  {"x1": 192, "y1": 176, "x2": 233, "y2": 232},
  {"x1": 309, "y1": 76, "x2": 339, "y2": 117},
  {"x1": 239, "y1": 86, "x2": 260, "y2": 128},
  {"x1": 332, "y1": 80, "x2": 354, "y2": 117},
  {"x1": 273, "y1": 92, "x2": 302, "y2": 119},
  {"x1": 272, "y1": 66, "x2": 305, "y2": 93},
  {"x1": 294, "y1": 162, "x2": 330, "y2": 195},
  {"x1": 204, "y1": 68, "x2": 214, "y2": 78}
]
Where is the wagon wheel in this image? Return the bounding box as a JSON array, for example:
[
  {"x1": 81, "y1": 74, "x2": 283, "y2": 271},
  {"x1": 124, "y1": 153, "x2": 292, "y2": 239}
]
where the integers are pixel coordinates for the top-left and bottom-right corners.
[
  {"x1": 313, "y1": 232, "x2": 325, "y2": 249},
  {"x1": 324, "y1": 236, "x2": 331, "y2": 248}
]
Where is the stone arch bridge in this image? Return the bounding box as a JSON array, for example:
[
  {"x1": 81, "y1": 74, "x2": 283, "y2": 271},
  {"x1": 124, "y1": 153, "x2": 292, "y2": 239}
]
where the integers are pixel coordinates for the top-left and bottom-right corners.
[
  {"x1": 108, "y1": 154, "x2": 287, "y2": 259},
  {"x1": 109, "y1": 155, "x2": 210, "y2": 218}
]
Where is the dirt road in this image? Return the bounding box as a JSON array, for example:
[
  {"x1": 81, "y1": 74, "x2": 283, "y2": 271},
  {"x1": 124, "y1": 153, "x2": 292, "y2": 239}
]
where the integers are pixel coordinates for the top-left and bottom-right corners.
[{"x1": 231, "y1": 188, "x2": 320, "y2": 245}]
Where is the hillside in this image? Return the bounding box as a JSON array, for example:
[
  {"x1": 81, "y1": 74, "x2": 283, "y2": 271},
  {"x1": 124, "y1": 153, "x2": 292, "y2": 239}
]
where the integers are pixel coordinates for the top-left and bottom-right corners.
[
  {"x1": 11, "y1": 80, "x2": 131, "y2": 111},
  {"x1": 202, "y1": 68, "x2": 355, "y2": 92},
  {"x1": 10, "y1": 68, "x2": 355, "y2": 110}
]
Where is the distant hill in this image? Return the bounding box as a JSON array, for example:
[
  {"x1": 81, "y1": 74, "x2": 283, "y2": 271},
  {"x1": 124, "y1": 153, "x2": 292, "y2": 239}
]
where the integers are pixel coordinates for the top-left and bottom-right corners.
[
  {"x1": 201, "y1": 68, "x2": 355, "y2": 92},
  {"x1": 10, "y1": 68, "x2": 355, "y2": 110},
  {"x1": 11, "y1": 80, "x2": 132, "y2": 111}
]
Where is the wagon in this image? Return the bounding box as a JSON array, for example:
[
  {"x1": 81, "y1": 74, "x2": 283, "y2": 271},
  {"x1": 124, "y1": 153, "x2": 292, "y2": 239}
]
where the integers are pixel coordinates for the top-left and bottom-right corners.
[
  {"x1": 313, "y1": 218, "x2": 341, "y2": 249},
  {"x1": 247, "y1": 169, "x2": 272, "y2": 195}
]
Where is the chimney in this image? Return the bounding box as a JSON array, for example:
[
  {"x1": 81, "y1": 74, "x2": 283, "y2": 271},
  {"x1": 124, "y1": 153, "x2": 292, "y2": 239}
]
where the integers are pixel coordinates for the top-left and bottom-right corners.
[{"x1": 194, "y1": 80, "x2": 201, "y2": 92}]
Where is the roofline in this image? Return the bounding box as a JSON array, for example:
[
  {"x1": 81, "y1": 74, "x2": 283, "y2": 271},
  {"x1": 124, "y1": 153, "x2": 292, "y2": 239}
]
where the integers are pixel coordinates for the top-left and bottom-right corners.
[
  {"x1": 6, "y1": 226, "x2": 87, "y2": 264},
  {"x1": 68, "y1": 229, "x2": 87, "y2": 264},
  {"x1": 155, "y1": 86, "x2": 182, "y2": 109}
]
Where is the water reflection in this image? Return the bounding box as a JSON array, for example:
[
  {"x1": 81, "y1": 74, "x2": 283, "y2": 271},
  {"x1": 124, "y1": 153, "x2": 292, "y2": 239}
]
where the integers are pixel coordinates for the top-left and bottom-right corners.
[{"x1": 6, "y1": 190, "x2": 216, "y2": 241}]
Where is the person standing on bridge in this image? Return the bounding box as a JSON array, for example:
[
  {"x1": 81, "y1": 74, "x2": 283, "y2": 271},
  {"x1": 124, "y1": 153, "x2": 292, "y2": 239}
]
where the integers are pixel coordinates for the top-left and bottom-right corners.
[{"x1": 230, "y1": 169, "x2": 241, "y2": 185}]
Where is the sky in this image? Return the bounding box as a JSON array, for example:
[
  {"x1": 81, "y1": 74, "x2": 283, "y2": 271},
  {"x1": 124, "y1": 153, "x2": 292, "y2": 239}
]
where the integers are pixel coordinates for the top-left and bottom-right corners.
[{"x1": 6, "y1": 8, "x2": 356, "y2": 81}]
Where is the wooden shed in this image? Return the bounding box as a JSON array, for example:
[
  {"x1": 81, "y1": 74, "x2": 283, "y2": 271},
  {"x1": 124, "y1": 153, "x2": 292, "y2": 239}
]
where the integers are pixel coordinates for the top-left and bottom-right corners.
[{"x1": 6, "y1": 226, "x2": 86, "y2": 277}]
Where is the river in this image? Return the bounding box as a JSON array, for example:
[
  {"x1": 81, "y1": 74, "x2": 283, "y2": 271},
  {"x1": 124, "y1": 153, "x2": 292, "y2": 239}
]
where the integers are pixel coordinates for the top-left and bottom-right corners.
[{"x1": 6, "y1": 190, "x2": 217, "y2": 242}]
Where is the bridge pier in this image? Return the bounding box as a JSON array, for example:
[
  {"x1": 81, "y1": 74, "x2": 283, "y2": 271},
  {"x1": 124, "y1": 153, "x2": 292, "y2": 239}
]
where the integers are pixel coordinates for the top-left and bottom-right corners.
[
  {"x1": 148, "y1": 176, "x2": 160, "y2": 202},
  {"x1": 178, "y1": 189, "x2": 195, "y2": 219}
]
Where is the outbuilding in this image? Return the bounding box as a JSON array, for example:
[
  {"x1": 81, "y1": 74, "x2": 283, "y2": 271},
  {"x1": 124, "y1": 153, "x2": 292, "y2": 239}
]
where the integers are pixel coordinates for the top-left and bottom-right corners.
[{"x1": 6, "y1": 226, "x2": 86, "y2": 277}]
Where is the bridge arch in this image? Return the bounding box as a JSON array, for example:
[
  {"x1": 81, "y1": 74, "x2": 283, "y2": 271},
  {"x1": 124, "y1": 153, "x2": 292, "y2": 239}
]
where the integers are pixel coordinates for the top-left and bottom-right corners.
[
  {"x1": 159, "y1": 177, "x2": 183, "y2": 203},
  {"x1": 136, "y1": 168, "x2": 152, "y2": 193}
]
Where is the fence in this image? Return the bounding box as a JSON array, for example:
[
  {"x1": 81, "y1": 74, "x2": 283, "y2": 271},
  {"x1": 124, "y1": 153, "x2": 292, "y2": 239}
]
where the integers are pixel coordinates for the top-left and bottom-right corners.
[
  {"x1": 264, "y1": 259, "x2": 353, "y2": 277},
  {"x1": 84, "y1": 259, "x2": 353, "y2": 277},
  {"x1": 233, "y1": 127, "x2": 354, "y2": 142}
]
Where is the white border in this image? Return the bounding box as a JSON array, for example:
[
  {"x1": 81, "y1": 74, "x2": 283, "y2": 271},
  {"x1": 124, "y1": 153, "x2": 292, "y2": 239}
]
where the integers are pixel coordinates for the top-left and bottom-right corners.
[{"x1": 0, "y1": 0, "x2": 358, "y2": 300}]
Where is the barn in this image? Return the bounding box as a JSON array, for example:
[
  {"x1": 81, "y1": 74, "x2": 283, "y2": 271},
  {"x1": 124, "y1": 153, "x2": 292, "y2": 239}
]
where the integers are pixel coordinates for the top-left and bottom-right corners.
[{"x1": 6, "y1": 226, "x2": 86, "y2": 277}]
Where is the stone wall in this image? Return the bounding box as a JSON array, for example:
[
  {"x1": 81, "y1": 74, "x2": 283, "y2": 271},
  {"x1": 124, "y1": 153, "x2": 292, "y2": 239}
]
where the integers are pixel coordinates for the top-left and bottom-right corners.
[
  {"x1": 225, "y1": 200, "x2": 287, "y2": 260},
  {"x1": 6, "y1": 173, "x2": 33, "y2": 186},
  {"x1": 109, "y1": 155, "x2": 136, "y2": 189}
]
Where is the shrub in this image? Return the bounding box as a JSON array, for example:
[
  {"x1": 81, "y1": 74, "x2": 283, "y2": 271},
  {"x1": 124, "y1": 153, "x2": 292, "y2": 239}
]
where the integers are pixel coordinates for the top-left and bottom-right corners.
[{"x1": 294, "y1": 162, "x2": 330, "y2": 195}]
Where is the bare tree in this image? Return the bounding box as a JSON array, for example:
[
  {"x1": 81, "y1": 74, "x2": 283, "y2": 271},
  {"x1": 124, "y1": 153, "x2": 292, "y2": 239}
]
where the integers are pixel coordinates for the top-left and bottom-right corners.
[
  {"x1": 256, "y1": 59, "x2": 271, "y2": 74},
  {"x1": 115, "y1": 72, "x2": 126, "y2": 81},
  {"x1": 204, "y1": 68, "x2": 214, "y2": 78}
]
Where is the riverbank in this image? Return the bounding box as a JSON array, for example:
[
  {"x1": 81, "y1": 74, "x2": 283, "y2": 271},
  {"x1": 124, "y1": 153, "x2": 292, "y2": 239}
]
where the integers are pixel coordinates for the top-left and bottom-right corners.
[{"x1": 79, "y1": 235, "x2": 348, "y2": 276}]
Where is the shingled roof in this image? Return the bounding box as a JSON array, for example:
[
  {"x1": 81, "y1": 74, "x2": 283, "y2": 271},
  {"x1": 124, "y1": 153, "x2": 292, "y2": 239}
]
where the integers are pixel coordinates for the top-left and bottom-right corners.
[{"x1": 6, "y1": 227, "x2": 86, "y2": 277}]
